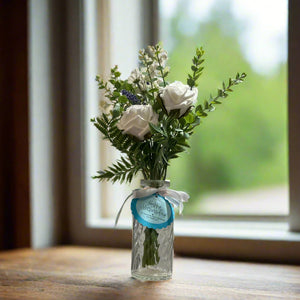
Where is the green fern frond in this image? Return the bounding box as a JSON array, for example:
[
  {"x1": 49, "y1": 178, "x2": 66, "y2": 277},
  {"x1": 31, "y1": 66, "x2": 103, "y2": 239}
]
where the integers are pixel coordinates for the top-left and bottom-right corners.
[{"x1": 92, "y1": 156, "x2": 140, "y2": 184}]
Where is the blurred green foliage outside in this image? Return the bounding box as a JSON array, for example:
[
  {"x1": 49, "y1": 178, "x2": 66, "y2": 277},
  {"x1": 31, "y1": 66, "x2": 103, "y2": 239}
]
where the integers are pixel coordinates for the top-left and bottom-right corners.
[{"x1": 161, "y1": 2, "x2": 288, "y2": 214}]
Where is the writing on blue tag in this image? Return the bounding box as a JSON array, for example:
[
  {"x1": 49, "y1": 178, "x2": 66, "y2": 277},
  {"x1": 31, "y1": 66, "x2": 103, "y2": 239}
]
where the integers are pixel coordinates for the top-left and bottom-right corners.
[{"x1": 131, "y1": 193, "x2": 174, "y2": 229}]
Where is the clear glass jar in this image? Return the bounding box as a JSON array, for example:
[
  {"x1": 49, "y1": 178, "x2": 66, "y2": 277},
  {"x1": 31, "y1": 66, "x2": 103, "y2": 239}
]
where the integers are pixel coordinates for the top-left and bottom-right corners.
[{"x1": 131, "y1": 180, "x2": 174, "y2": 281}]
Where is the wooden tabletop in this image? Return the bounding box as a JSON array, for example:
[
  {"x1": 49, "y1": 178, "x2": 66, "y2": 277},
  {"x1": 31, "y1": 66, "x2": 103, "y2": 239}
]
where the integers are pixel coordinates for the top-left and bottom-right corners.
[{"x1": 0, "y1": 246, "x2": 299, "y2": 300}]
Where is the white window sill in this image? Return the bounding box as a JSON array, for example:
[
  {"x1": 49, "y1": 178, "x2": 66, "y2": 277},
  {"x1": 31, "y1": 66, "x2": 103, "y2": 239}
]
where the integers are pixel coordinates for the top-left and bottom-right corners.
[
  {"x1": 85, "y1": 218, "x2": 300, "y2": 263},
  {"x1": 89, "y1": 218, "x2": 300, "y2": 242}
]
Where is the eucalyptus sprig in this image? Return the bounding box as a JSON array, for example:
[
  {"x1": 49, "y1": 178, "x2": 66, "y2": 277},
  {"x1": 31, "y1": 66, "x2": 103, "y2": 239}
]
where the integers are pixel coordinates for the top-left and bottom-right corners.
[
  {"x1": 195, "y1": 72, "x2": 247, "y2": 117},
  {"x1": 187, "y1": 47, "x2": 205, "y2": 89}
]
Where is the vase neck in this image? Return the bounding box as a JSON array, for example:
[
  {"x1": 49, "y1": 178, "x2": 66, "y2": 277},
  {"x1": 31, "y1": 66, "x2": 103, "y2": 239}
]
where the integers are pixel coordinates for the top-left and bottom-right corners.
[{"x1": 140, "y1": 179, "x2": 170, "y2": 189}]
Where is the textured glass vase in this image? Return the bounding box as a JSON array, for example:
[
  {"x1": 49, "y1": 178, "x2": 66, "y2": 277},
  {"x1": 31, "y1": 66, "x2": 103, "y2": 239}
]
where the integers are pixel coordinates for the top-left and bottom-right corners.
[{"x1": 131, "y1": 180, "x2": 174, "y2": 281}]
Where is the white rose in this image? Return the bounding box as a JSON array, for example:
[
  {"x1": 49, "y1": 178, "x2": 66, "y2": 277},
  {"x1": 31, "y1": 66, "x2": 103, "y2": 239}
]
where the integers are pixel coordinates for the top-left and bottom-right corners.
[
  {"x1": 117, "y1": 105, "x2": 159, "y2": 140},
  {"x1": 161, "y1": 81, "x2": 198, "y2": 116}
]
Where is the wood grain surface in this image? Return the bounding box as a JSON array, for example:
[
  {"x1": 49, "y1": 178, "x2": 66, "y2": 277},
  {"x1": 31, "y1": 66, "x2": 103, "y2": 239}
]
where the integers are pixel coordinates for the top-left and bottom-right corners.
[{"x1": 0, "y1": 246, "x2": 299, "y2": 300}]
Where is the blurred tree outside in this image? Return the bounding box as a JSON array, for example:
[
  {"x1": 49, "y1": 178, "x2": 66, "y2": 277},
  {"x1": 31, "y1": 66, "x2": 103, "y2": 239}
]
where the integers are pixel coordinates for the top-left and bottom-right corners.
[{"x1": 160, "y1": 0, "x2": 288, "y2": 214}]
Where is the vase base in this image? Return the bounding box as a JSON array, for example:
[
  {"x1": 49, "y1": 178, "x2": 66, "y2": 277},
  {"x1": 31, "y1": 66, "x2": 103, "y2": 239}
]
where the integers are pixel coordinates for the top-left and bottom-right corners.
[{"x1": 131, "y1": 268, "x2": 172, "y2": 281}]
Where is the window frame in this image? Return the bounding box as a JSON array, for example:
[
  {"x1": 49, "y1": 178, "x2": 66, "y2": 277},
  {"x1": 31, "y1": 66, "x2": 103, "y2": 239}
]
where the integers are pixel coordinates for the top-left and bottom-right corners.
[
  {"x1": 288, "y1": 0, "x2": 300, "y2": 232},
  {"x1": 66, "y1": 0, "x2": 300, "y2": 263}
]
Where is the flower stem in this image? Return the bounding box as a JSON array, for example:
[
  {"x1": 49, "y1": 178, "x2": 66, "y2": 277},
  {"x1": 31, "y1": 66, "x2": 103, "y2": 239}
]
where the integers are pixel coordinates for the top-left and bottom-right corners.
[
  {"x1": 136, "y1": 81, "x2": 148, "y2": 104},
  {"x1": 142, "y1": 227, "x2": 160, "y2": 267}
]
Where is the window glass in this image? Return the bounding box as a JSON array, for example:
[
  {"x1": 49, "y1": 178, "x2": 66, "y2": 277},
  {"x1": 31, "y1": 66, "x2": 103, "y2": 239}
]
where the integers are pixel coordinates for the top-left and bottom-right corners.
[
  {"x1": 159, "y1": 0, "x2": 288, "y2": 215},
  {"x1": 86, "y1": 0, "x2": 143, "y2": 222}
]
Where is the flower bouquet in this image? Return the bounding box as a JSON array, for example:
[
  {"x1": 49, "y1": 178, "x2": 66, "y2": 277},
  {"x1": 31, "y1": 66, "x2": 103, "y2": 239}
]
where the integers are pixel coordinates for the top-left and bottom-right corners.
[{"x1": 91, "y1": 44, "x2": 246, "y2": 281}]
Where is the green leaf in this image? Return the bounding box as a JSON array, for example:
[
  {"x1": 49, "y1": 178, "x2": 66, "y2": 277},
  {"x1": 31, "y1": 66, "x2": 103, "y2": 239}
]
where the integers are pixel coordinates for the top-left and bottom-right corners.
[
  {"x1": 112, "y1": 103, "x2": 121, "y2": 117},
  {"x1": 149, "y1": 123, "x2": 166, "y2": 136},
  {"x1": 118, "y1": 95, "x2": 128, "y2": 104}
]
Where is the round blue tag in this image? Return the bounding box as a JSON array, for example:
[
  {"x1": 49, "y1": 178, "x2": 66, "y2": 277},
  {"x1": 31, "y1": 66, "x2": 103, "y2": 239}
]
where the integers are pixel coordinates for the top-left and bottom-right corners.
[{"x1": 131, "y1": 193, "x2": 174, "y2": 229}]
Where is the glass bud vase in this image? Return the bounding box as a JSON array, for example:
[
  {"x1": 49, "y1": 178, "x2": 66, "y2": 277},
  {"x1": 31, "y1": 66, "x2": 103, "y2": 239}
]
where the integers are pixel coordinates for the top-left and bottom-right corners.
[{"x1": 131, "y1": 180, "x2": 174, "y2": 281}]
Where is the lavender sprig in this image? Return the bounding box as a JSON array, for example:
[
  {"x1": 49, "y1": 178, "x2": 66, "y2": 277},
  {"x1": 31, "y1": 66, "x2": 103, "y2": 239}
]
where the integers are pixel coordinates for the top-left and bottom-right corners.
[{"x1": 121, "y1": 90, "x2": 142, "y2": 105}]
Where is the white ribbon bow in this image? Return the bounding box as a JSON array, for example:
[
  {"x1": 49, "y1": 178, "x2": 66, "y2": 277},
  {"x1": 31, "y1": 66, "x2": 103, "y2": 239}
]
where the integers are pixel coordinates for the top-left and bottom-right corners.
[{"x1": 115, "y1": 187, "x2": 189, "y2": 227}]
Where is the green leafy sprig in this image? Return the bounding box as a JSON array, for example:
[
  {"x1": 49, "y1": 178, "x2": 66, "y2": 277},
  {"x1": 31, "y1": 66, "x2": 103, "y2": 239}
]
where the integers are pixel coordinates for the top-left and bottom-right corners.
[
  {"x1": 195, "y1": 72, "x2": 247, "y2": 117},
  {"x1": 187, "y1": 47, "x2": 205, "y2": 89}
]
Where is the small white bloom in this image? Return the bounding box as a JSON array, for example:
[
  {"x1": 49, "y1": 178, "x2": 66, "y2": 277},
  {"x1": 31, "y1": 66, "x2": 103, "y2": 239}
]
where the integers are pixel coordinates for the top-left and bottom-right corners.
[
  {"x1": 161, "y1": 81, "x2": 198, "y2": 116},
  {"x1": 128, "y1": 68, "x2": 142, "y2": 84},
  {"x1": 141, "y1": 67, "x2": 147, "y2": 74},
  {"x1": 158, "y1": 50, "x2": 168, "y2": 66},
  {"x1": 141, "y1": 63, "x2": 160, "y2": 83},
  {"x1": 106, "y1": 82, "x2": 115, "y2": 93},
  {"x1": 153, "y1": 80, "x2": 160, "y2": 89},
  {"x1": 147, "y1": 45, "x2": 156, "y2": 56},
  {"x1": 99, "y1": 84, "x2": 113, "y2": 113},
  {"x1": 128, "y1": 68, "x2": 150, "y2": 92},
  {"x1": 117, "y1": 105, "x2": 159, "y2": 140},
  {"x1": 147, "y1": 45, "x2": 168, "y2": 67},
  {"x1": 149, "y1": 62, "x2": 159, "y2": 77},
  {"x1": 99, "y1": 99, "x2": 112, "y2": 114},
  {"x1": 138, "y1": 78, "x2": 149, "y2": 91},
  {"x1": 163, "y1": 66, "x2": 170, "y2": 73}
]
